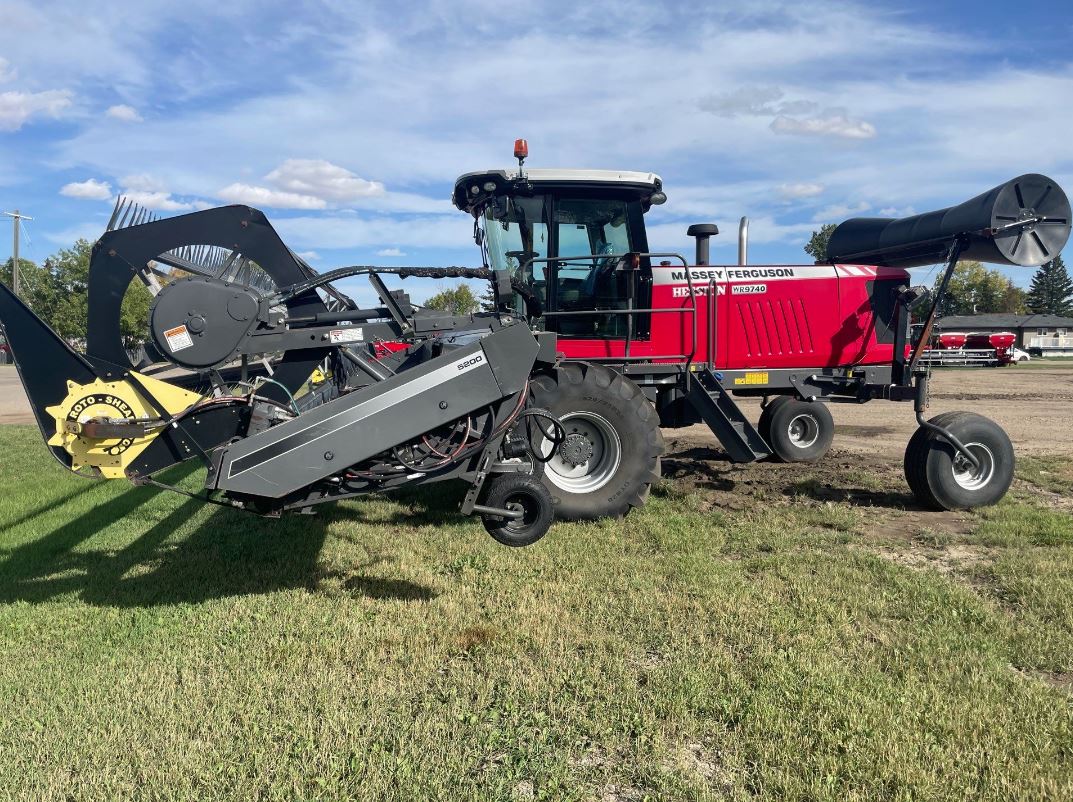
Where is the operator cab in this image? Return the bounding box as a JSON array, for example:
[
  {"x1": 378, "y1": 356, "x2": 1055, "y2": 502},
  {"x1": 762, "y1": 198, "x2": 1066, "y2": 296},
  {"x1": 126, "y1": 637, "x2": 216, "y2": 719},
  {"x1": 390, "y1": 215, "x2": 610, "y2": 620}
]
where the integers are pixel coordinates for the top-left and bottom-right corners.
[{"x1": 453, "y1": 146, "x2": 666, "y2": 339}]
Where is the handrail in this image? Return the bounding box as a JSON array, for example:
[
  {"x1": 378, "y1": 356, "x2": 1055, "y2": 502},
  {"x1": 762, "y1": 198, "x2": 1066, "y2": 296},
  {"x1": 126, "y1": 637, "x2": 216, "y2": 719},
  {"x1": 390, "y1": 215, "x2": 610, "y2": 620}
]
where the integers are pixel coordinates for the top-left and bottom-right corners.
[{"x1": 519, "y1": 252, "x2": 700, "y2": 365}]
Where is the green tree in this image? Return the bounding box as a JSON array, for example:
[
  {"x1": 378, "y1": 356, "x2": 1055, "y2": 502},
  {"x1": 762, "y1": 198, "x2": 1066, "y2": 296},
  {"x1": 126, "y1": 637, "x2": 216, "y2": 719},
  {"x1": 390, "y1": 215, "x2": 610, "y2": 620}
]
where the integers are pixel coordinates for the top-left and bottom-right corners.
[
  {"x1": 1, "y1": 256, "x2": 36, "y2": 289},
  {"x1": 1025, "y1": 254, "x2": 1073, "y2": 316},
  {"x1": 936, "y1": 261, "x2": 1016, "y2": 316},
  {"x1": 1000, "y1": 280, "x2": 1027, "y2": 314},
  {"x1": 804, "y1": 223, "x2": 836, "y2": 263},
  {"x1": 46, "y1": 240, "x2": 93, "y2": 342},
  {"x1": 423, "y1": 283, "x2": 480, "y2": 316},
  {"x1": 12, "y1": 239, "x2": 152, "y2": 350},
  {"x1": 479, "y1": 284, "x2": 499, "y2": 312}
]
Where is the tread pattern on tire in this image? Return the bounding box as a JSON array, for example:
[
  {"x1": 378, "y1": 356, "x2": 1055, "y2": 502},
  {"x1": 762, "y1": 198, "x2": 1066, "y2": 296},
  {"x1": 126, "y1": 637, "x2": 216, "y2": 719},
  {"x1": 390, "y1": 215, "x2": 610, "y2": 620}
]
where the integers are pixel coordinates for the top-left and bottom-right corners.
[
  {"x1": 765, "y1": 398, "x2": 834, "y2": 463},
  {"x1": 903, "y1": 411, "x2": 1013, "y2": 511},
  {"x1": 528, "y1": 362, "x2": 664, "y2": 520}
]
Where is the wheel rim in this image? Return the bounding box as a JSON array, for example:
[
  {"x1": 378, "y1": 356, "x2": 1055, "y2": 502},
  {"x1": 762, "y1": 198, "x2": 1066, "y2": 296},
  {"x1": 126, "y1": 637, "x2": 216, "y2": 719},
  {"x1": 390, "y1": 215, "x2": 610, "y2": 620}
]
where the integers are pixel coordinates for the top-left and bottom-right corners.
[
  {"x1": 541, "y1": 411, "x2": 622, "y2": 493},
  {"x1": 786, "y1": 413, "x2": 820, "y2": 449},
  {"x1": 503, "y1": 494, "x2": 539, "y2": 532},
  {"x1": 951, "y1": 442, "x2": 996, "y2": 490}
]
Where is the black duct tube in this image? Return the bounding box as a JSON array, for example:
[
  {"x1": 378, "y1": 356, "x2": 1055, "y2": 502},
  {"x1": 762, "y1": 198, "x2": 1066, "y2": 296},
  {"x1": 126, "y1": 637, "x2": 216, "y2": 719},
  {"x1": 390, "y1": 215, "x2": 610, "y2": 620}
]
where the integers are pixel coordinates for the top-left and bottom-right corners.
[{"x1": 826, "y1": 173, "x2": 1070, "y2": 269}]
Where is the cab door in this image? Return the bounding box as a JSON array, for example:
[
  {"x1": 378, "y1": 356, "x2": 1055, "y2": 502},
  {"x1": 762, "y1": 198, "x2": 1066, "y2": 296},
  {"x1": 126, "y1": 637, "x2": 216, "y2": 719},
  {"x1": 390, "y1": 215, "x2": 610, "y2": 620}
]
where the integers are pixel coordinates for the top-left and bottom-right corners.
[{"x1": 546, "y1": 197, "x2": 652, "y2": 359}]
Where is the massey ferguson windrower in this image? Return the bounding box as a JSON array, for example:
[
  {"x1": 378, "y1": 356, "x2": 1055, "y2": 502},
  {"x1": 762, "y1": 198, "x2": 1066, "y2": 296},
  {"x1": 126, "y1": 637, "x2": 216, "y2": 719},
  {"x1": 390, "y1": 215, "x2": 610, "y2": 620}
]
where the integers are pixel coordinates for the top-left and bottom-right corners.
[
  {"x1": 0, "y1": 145, "x2": 1068, "y2": 546},
  {"x1": 452, "y1": 142, "x2": 1070, "y2": 514}
]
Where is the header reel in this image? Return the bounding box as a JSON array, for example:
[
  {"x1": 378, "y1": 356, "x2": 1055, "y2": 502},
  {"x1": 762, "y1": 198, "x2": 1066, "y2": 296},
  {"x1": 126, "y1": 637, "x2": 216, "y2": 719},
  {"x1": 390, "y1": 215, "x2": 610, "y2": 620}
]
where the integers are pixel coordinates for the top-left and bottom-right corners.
[{"x1": 0, "y1": 202, "x2": 562, "y2": 546}]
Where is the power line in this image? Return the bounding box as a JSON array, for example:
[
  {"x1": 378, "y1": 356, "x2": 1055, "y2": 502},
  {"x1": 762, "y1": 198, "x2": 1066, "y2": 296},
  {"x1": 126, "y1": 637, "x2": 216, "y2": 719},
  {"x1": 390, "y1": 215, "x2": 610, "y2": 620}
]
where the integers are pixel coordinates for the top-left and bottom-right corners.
[{"x1": 2, "y1": 209, "x2": 33, "y2": 297}]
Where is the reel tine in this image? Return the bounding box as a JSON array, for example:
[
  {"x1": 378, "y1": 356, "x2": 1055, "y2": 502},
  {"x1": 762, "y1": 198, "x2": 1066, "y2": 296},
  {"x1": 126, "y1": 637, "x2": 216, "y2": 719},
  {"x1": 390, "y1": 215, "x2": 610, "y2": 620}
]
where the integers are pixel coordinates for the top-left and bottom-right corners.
[{"x1": 106, "y1": 196, "x2": 125, "y2": 231}]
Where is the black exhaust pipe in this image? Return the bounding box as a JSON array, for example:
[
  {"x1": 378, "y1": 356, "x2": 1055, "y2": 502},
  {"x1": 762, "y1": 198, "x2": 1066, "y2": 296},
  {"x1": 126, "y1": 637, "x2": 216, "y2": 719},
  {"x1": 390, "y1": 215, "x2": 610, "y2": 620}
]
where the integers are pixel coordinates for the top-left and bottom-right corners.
[{"x1": 827, "y1": 173, "x2": 1070, "y2": 268}]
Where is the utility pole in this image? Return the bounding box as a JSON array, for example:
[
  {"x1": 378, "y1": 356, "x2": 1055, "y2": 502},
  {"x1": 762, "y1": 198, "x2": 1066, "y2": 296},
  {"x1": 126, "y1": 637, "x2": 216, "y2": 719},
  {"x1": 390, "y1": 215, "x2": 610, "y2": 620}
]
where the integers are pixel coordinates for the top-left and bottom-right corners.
[{"x1": 2, "y1": 209, "x2": 32, "y2": 297}]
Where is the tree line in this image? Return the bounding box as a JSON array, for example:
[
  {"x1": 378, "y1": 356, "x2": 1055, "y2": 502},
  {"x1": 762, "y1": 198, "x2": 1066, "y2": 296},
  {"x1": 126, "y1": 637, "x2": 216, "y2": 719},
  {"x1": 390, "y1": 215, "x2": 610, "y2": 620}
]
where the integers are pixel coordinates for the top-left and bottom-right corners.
[
  {"x1": 2, "y1": 239, "x2": 152, "y2": 349},
  {"x1": 806, "y1": 224, "x2": 1073, "y2": 317}
]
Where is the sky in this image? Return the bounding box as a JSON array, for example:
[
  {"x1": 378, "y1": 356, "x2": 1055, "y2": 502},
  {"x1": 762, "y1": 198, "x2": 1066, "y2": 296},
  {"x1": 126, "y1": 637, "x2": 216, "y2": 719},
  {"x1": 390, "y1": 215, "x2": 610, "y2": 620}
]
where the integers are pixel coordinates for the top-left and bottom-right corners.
[{"x1": 1, "y1": 0, "x2": 1071, "y2": 304}]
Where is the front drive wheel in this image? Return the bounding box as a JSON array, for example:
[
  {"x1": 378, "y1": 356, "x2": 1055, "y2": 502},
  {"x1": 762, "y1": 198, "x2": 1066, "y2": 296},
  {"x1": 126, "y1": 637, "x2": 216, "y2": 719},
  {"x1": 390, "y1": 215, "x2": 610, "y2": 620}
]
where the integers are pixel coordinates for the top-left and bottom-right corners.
[
  {"x1": 903, "y1": 411, "x2": 1014, "y2": 510},
  {"x1": 764, "y1": 398, "x2": 834, "y2": 463},
  {"x1": 529, "y1": 363, "x2": 663, "y2": 520}
]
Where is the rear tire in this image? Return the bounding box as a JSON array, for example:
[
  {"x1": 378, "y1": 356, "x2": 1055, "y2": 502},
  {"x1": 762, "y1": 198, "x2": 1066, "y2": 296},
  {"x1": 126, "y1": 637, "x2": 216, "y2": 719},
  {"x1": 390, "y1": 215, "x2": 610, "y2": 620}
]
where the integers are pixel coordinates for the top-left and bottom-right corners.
[
  {"x1": 765, "y1": 398, "x2": 834, "y2": 463},
  {"x1": 528, "y1": 363, "x2": 663, "y2": 520},
  {"x1": 903, "y1": 412, "x2": 1014, "y2": 510}
]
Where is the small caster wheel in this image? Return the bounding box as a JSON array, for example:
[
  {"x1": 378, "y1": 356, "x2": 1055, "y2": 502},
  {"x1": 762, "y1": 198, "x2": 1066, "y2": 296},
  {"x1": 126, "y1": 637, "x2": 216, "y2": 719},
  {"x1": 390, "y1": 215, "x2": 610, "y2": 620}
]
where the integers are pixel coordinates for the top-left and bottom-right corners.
[{"x1": 480, "y1": 474, "x2": 555, "y2": 547}]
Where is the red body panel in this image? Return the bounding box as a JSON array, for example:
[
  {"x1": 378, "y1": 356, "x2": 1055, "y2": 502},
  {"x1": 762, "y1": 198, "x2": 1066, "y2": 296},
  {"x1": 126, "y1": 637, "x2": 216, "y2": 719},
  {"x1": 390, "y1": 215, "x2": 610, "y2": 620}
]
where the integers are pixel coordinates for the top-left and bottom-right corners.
[{"x1": 553, "y1": 263, "x2": 909, "y2": 370}]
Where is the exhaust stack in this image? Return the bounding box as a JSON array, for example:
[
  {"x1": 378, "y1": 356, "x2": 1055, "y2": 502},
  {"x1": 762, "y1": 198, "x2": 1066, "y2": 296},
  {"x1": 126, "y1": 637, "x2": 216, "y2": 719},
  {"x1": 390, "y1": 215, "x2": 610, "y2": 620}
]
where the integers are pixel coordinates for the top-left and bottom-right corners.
[{"x1": 738, "y1": 216, "x2": 749, "y2": 265}]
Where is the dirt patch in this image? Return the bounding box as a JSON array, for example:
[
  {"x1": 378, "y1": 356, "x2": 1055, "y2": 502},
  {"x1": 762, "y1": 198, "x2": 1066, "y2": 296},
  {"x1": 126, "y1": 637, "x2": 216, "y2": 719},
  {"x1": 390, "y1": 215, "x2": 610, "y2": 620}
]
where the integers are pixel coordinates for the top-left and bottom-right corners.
[
  {"x1": 671, "y1": 365, "x2": 1073, "y2": 459},
  {"x1": 862, "y1": 543, "x2": 992, "y2": 575},
  {"x1": 1011, "y1": 666, "x2": 1073, "y2": 694},
  {"x1": 665, "y1": 441, "x2": 914, "y2": 511}
]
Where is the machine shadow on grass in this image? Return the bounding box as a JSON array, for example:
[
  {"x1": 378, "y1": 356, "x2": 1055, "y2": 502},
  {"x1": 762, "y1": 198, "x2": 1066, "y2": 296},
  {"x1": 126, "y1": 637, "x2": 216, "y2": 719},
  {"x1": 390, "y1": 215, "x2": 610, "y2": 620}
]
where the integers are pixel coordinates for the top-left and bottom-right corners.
[
  {"x1": 661, "y1": 445, "x2": 922, "y2": 511},
  {"x1": 0, "y1": 464, "x2": 450, "y2": 609}
]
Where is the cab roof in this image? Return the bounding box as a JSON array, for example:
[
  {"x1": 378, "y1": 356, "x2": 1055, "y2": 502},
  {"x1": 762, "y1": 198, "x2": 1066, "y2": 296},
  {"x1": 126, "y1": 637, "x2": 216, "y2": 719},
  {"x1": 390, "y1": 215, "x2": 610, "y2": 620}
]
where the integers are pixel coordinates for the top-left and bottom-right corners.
[{"x1": 452, "y1": 168, "x2": 663, "y2": 214}]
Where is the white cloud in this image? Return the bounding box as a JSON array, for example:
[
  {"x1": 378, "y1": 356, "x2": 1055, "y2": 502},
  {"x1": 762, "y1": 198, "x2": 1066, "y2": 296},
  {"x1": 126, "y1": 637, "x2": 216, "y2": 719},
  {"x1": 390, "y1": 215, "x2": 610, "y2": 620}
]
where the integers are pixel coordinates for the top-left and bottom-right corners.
[
  {"x1": 777, "y1": 182, "x2": 825, "y2": 199},
  {"x1": 295, "y1": 250, "x2": 320, "y2": 261},
  {"x1": 771, "y1": 113, "x2": 877, "y2": 140},
  {"x1": 122, "y1": 190, "x2": 194, "y2": 211},
  {"x1": 274, "y1": 214, "x2": 465, "y2": 251},
  {"x1": 700, "y1": 86, "x2": 817, "y2": 118},
  {"x1": 217, "y1": 182, "x2": 327, "y2": 209},
  {"x1": 60, "y1": 178, "x2": 112, "y2": 200},
  {"x1": 812, "y1": 201, "x2": 871, "y2": 222},
  {"x1": 108, "y1": 174, "x2": 197, "y2": 211},
  {"x1": 106, "y1": 104, "x2": 142, "y2": 122},
  {"x1": 264, "y1": 159, "x2": 384, "y2": 203},
  {"x1": 0, "y1": 57, "x2": 15, "y2": 83},
  {"x1": 214, "y1": 159, "x2": 387, "y2": 210},
  {"x1": 119, "y1": 173, "x2": 166, "y2": 192},
  {"x1": 376, "y1": 247, "x2": 405, "y2": 256},
  {"x1": 0, "y1": 88, "x2": 71, "y2": 131}
]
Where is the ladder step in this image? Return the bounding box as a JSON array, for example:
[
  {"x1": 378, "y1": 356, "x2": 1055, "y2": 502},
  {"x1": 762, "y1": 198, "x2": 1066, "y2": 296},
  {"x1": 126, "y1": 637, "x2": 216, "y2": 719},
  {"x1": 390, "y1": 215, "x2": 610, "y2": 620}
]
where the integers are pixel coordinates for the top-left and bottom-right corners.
[{"x1": 687, "y1": 368, "x2": 772, "y2": 463}]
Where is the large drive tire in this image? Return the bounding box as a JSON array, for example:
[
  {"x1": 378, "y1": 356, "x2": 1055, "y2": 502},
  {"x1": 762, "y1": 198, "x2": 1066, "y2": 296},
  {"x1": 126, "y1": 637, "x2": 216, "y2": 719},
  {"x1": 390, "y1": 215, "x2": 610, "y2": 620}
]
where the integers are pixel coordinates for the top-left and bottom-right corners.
[
  {"x1": 529, "y1": 363, "x2": 663, "y2": 520},
  {"x1": 764, "y1": 398, "x2": 834, "y2": 463},
  {"x1": 903, "y1": 411, "x2": 1014, "y2": 510}
]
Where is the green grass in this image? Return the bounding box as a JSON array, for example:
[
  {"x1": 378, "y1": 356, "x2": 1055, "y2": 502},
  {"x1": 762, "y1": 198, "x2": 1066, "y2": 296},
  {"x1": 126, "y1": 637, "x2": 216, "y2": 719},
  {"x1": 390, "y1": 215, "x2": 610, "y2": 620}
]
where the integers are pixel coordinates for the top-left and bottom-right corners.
[
  {"x1": 1, "y1": 426, "x2": 1072, "y2": 801},
  {"x1": 1019, "y1": 456, "x2": 1073, "y2": 497}
]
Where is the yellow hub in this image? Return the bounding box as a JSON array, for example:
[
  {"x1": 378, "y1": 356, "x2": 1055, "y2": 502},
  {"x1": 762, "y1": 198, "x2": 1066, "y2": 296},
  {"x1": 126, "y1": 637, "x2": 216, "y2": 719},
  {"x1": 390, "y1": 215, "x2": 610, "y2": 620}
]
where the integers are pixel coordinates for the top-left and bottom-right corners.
[{"x1": 45, "y1": 373, "x2": 202, "y2": 478}]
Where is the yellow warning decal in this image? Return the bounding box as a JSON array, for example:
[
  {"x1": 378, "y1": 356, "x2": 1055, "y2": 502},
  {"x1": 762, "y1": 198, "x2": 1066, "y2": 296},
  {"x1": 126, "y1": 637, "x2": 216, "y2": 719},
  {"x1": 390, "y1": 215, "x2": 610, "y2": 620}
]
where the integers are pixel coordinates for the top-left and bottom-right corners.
[{"x1": 733, "y1": 372, "x2": 769, "y2": 386}]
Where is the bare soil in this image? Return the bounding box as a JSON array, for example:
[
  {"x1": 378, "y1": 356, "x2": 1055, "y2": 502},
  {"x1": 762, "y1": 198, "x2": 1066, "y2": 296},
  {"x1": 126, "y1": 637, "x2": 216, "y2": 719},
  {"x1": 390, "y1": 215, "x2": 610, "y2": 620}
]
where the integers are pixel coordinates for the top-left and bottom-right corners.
[
  {"x1": 662, "y1": 363, "x2": 1073, "y2": 551},
  {"x1": 673, "y1": 363, "x2": 1073, "y2": 459}
]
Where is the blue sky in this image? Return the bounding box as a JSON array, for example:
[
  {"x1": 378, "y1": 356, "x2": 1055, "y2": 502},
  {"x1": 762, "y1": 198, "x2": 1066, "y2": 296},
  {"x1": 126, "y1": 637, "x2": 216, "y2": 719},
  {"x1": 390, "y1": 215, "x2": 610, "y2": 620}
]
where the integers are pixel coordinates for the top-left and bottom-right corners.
[{"x1": 1, "y1": 0, "x2": 1071, "y2": 304}]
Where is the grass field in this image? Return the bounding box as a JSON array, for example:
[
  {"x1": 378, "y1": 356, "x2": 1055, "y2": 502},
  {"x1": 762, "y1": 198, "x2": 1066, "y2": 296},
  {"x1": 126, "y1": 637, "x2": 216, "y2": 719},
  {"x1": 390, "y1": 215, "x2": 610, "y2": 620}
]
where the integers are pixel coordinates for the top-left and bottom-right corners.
[{"x1": 1, "y1": 424, "x2": 1072, "y2": 801}]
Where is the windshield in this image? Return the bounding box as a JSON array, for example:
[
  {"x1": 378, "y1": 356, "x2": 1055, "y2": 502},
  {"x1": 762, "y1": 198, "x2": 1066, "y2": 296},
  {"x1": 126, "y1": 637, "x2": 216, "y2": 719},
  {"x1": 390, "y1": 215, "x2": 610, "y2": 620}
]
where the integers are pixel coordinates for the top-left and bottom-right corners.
[
  {"x1": 482, "y1": 195, "x2": 550, "y2": 283},
  {"x1": 479, "y1": 194, "x2": 639, "y2": 324}
]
